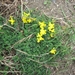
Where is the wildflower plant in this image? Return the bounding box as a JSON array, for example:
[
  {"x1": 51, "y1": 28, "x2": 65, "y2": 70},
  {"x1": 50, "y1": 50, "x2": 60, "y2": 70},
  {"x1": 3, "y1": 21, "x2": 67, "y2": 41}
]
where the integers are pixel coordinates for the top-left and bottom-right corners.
[
  {"x1": 0, "y1": 10, "x2": 74, "y2": 75},
  {"x1": 8, "y1": 16, "x2": 15, "y2": 25},
  {"x1": 22, "y1": 12, "x2": 35, "y2": 23}
]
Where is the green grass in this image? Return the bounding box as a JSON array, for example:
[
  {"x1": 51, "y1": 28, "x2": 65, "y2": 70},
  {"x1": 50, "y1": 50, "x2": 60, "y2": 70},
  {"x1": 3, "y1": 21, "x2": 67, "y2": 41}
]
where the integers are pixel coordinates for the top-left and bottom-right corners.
[
  {"x1": 44, "y1": 0, "x2": 51, "y2": 5},
  {"x1": 0, "y1": 10, "x2": 74, "y2": 75}
]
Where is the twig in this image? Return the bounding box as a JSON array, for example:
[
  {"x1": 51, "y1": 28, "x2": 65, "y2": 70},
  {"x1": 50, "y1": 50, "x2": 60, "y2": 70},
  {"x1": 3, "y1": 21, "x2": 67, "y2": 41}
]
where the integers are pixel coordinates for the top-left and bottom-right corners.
[
  {"x1": 16, "y1": 49, "x2": 49, "y2": 57},
  {"x1": 0, "y1": 60, "x2": 14, "y2": 68},
  {"x1": 0, "y1": 71, "x2": 21, "y2": 73},
  {"x1": 14, "y1": 0, "x2": 18, "y2": 13},
  {"x1": 60, "y1": 6, "x2": 67, "y2": 19},
  {"x1": 27, "y1": 58, "x2": 43, "y2": 64},
  {"x1": 21, "y1": 0, "x2": 23, "y2": 17},
  {"x1": 4, "y1": 24, "x2": 18, "y2": 31},
  {"x1": 25, "y1": 5, "x2": 30, "y2": 12},
  {"x1": 11, "y1": 34, "x2": 33, "y2": 48}
]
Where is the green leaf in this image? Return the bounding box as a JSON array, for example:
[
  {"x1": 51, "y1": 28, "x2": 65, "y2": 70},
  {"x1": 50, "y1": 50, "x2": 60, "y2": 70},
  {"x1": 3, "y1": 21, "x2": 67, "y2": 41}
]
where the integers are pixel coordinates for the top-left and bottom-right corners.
[{"x1": 44, "y1": 1, "x2": 48, "y2": 5}]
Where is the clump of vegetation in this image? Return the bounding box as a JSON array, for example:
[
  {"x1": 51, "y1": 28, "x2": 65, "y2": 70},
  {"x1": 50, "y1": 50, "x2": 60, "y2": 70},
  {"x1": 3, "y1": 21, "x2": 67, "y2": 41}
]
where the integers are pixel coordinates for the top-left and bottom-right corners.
[{"x1": 0, "y1": 10, "x2": 74, "y2": 75}]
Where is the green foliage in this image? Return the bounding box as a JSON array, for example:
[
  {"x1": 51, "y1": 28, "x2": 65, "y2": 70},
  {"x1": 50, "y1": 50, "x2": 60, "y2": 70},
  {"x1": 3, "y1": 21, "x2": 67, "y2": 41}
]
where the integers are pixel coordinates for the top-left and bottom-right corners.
[
  {"x1": 44, "y1": 0, "x2": 51, "y2": 6},
  {"x1": 0, "y1": 10, "x2": 74, "y2": 75}
]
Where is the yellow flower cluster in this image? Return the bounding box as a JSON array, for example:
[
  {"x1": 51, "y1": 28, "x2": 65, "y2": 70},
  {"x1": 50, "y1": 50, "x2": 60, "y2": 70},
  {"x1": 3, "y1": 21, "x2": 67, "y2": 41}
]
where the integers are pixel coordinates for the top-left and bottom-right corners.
[
  {"x1": 8, "y1": 12, "x2": 35, "y2": 25},
  {"x1": 48, "y1": 22, "x2": 55, "y2": 37},
  {"x1": 39, "y1": 21, "x2": 46, "y2": 29},
  {"x1": 37, "y1": 21, "x2": 56, "y2": 43},
  {"x1": 8, "y1": 16, "x2": 15, "y2": 25},
  {"x1": 37, "y1": 21, "x2": 46, "y2": 43},
  {"x1": 22, "y1": 12, "x2": 35, "y2": 24},
  {"x1": 50, "y1": 48, "x2": 56, "y2": 54}
]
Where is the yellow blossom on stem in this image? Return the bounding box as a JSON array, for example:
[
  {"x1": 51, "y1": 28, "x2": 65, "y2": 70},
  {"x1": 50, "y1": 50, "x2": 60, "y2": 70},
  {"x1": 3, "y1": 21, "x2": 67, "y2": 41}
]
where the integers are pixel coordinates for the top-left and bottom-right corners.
[
  {"x1": 37, "y1": 33, "x2": 42, "y2": 37},
  {"x1": 48, "y1": 27, "x2": 55, "y2": 32},
  {"x1": 36, "y1": 21, "x2": 46, "y2": 43},
  {"x1": 22, "y1": 12, "x2": 35, "y2": 24},
  {"x1": 39, "y1": 21, "x2": 46, "y2": 29},
  {"x1": 8, "y1": 16, "x2": 15, "y2": 25},
  {"x1": 48, "y1": 22, "x2": 55, "y2": 38},
  {"x1": 23, "y1": 12, "x2": 30, "y2": 18},
  {"x1": 48, "y1": 22, "x2": 55, "y2": 32},
  {"x1": 48, "y1": 22, "x2": 54, "y2": 27},
  {"x1": 31, "y1": 18, "x2": 36, "y2": 21},
  {"x1": 37, "y1": 33, "x2": 44, "y2": 43},
  {"x1": 27, "y1": 18, "x2": 36, "y2": 23},
  {"x1": 37, "y1": 36, "x2": 44, "y2": 43},
  {"x1": 22, "y1": 17, "x2": 35, "y2": 23},
  {"x1": 22, "y1": 17, "x2": 28, "y2": 23},
  {"x1": 50, "y1": 48, "x2": 56, "y2": 54},
  {"x1": 22, "y1": 12, "x2": 30, "y2": 23},
  {"x1": 27, "y1": 18, "x2": 32, "y2": 23},
  {"x1": 40, "y1": 29, "x2": 46, "y2": 36}
]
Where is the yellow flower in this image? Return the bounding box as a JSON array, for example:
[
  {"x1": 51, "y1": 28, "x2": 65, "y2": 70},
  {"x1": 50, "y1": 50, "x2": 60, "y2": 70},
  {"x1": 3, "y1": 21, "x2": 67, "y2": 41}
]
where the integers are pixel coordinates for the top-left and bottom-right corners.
[
  {"x1": 22, "y1": 17, "x2": 28, "y2": 23},
  {"x1": 27, "y1": 18, "x2": 32, "y2": 23},
  {"x1": 31, "y1": 18, "x2": 36, "y2": 21},
  {"x1": 50, "y1": 48, "x2": 56, "y2": 54},
  {"x1": 39, "y1": 21, "x2": 46, "y2": 29},
  {"x1": 8, "y1": 16, "x2": 15, "y2": 25},
  {"x1": 23, "y1": 12, "x2": 30, "y2": 18},
  {"x1": 37, "y1": 33, "x2": 44, "y2": 43},
  {"x1": 48, "y1": 22, "x2": 55, "y2": 32},
  {"x1": 40, "y1": 29, "x2": 46, "y2": 36},
  {"x1": 0, "y1": 26, "x2": 3, "y2": 30},
  {"x1": 22, "y1": 12, "x2": 30, "y2": 23},
  {"x1": 48, "y1": 27, "x2": 55, "y2": 32},
  {"x1": 22, "y1": 12, "x2": 35, "y2": 24},
  {"x1": 48, "y1": 22, "x2": 54, "y2": 27},
  {"x1": 37, "y1": 36, "x2": 44, "y2": 43},
  {"x1": 22, "y1": 17, "x2": 35, "y2": 23},
  {"x1": 37, "y1": 33, "x2": 42, "y2": 37}
]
